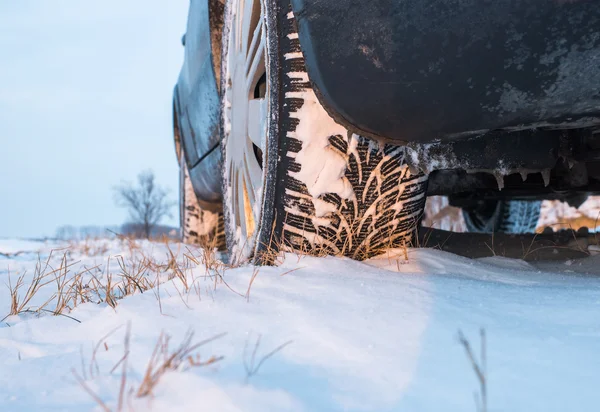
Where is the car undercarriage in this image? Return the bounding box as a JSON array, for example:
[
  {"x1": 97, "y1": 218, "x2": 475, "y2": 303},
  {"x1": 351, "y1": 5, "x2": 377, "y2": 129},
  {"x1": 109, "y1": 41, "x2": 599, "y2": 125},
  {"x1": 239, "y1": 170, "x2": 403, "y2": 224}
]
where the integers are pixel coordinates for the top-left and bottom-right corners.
[{"x1": 174, "y1": 0, "x2": 600, "y2": 263}]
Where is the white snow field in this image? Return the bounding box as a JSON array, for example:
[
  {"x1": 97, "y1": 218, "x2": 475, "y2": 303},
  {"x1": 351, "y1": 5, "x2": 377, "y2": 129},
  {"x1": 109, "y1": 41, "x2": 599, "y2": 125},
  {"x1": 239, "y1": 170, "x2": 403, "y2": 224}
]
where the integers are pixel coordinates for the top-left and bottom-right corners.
[{"x1": 0, "y1": 238, "x2": 599, "y2": 411}]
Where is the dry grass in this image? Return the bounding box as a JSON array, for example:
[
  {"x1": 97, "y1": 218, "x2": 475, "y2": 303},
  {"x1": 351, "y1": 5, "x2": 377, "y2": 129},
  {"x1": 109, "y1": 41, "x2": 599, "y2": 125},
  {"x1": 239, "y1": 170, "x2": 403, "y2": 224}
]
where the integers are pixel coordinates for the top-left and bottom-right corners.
[
  {"x1": 72, "y1": 369, "x2": 112, "y2": 412},
  {"x1": 1, "y1": 236, "x2": 263, "y2": 327},
  {"x1": 245, "y1": 267, "x2": 260, "y2": 302},
  {"x1": 8, "y1": 214, "x2": 592, "y2": 327},
  {"x1": 243, "y1": 334, "x2": 293, "y2": 383},
  {"x1": 72, "y1": 323, "x2": 132, "y2": 412},
  {"x1": 458, "y1": 329, "x2": 487, "y2": 412},
  {"x1": 522, "y1": 222, "x2": 592, "y2": 260},
  {"x1": 136, "y1": 330, "x2": 225, "y2": 397},
  {"x1": 1, "y1": 238, "x2": 291, "y2": 409},
  {"x1": 115, "y1": 255, "x2": 154, "y2": 296},
  {"x1": 73, "y1": 324, "x2": 225, "y2": 411},
  {"x1": 2, "y1": 251, "x2": 81, "y2": 322},
  {"x1": 2, "y1": 241, "x2": 184, "y2": 322},
  {"x1": 69, "y1": 237, "x2": 111, "y2": 257},
  {"x1": 184, "y1": 243, "x2": 247, "y2": 299}
]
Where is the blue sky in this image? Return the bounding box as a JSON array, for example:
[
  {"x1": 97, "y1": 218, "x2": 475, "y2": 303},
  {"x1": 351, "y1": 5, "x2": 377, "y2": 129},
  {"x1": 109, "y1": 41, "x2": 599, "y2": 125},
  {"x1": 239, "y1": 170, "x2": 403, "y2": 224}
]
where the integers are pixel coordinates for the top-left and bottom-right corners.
[{"x1": 0, "y1": 0, "x2": 190, "y2": 238}]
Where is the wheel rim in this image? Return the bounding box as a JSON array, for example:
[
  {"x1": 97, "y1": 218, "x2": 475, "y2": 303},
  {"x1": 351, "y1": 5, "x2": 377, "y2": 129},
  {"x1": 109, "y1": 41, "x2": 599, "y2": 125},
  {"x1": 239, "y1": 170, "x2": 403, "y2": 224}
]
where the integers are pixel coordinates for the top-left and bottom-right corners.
[{"x1": 222, "y1": 0, "x2": 268, "y2": 259}]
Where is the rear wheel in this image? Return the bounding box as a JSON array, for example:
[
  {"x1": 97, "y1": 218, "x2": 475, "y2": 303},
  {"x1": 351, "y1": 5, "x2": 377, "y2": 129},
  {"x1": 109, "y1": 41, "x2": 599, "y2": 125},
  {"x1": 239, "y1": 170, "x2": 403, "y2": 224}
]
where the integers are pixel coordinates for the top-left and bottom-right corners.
[
  {"x1": 221, "y1": 0, "x2": 428, "y2": 264},
  {"x1": 179, "y1": 155, "x2": 226, "y2": 248},
  {"x1": 462, "y1": 200, "x2": 542, "y2": 234},
  {"x1": 175, "y1": 106, "x2": 225, "y2": 249}
]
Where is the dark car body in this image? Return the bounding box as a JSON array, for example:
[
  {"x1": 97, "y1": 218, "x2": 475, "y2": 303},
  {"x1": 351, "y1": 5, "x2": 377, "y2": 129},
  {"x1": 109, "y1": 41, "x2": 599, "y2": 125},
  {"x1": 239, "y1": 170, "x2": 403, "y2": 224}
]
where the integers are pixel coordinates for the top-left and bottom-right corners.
[
  {"x1": 174, "y1": 0, "x2": 600, "y2": 206},
  {"x1": 173, "y1": 0, "x2": 224, "y2": 209},
  {"x1": 292, "y1": 0, "x2": 600, "y2": 143}
]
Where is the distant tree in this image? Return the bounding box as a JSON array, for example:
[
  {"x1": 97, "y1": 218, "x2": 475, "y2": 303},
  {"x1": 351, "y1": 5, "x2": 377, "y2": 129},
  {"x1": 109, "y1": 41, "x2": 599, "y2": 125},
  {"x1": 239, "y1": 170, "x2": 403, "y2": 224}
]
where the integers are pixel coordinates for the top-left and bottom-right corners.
[
  {"x1": 55, "y1": 225, "x2": 77, "y2": 240},
  {"x1": 120, "y1": 222, "x2": 179, "y2": 239},
  {"x1": 114, "y1": 170, "x2": 174, "y2": 239},
  {"x1": 55, "y1": 224, "x2": 120, "y2": 240},
  {"x1": 120, "y1": 222, "x2": 146, "y2": 239}
]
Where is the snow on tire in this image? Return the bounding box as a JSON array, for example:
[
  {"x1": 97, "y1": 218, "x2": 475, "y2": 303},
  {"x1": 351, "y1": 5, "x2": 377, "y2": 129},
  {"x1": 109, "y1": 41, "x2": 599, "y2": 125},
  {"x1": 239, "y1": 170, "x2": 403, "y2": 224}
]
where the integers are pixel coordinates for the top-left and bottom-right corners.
[
  {"x1": 221, "y1": 0, "x2": 429, "y2": 264},
  {"x1": 272, "y1": 3, "x2": 429, "y2": 260}
]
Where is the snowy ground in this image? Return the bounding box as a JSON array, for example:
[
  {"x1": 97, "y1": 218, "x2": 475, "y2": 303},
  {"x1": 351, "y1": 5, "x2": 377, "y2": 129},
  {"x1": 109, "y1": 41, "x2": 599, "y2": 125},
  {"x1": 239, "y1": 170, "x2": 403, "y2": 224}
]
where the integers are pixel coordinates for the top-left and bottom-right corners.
[{"x1": 0, "y1": 237, "x2": 599, "y2": 411}]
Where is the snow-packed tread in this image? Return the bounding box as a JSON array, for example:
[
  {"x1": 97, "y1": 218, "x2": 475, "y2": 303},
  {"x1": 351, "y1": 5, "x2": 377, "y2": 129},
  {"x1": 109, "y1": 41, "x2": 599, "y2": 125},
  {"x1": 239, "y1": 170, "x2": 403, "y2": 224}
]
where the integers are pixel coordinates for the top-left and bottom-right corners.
[
  {"x1": 264, "y1": 2, "x2": 429, "y2": 260},
  {"x1": 180, "y1": 154, "x2": 226, "y2": 249},
  {"x1": 463, "y1": 200, "x2": 542, "y2": 234}
]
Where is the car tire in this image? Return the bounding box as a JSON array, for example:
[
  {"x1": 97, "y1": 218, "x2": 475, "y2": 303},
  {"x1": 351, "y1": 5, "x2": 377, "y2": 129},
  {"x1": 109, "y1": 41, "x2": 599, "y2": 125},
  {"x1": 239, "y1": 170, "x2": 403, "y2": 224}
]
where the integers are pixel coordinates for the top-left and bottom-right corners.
[
  {"x1": 462, "y1": 200, "x2": 542, "y2": 234},
  {"x1": 220, "y1": 0, "x2": 429, "y2": 264}
]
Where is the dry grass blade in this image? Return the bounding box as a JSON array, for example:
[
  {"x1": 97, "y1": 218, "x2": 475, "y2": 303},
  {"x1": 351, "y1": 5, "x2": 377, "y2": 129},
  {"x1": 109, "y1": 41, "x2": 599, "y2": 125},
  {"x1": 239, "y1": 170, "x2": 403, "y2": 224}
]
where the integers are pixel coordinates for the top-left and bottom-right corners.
[
  {"x1": 458, "y1": 329, "x2": 487, "y2": 412},
  {"x1": 22, "y1": 308, "x2": 81, "y2": 323},
  {"x1": 90, "y1": 325, "x2": 125, "y2": 379},
  {"x1": 246, "y1": 267, "x2": 260, "y2": 302},
  {"x1": 52, "y1": 253, "x2": 75, "y2": 315},
  {"x1": 523, "y1": 223, "x2": 593, "y2": 260},
  {"x1": 69, "y1": 237, "x2": 110, "y2": 257},
  {"x1": 243, "y1": 334, "x2": 293, "y2": 382},
  {"x1": 166, "y1": 244, "x2": 189, "y2": 292},
  {"x1": 88, "y1": 256, "x2": 119, "y2": 309},
  {"x1": 117, "y1": 322, "x2": 131, "y2": 412},
  {"x1": 2, "y1": 252, "x2": 75, "y2": 321},
  {"x1": 170, "y1": 279, "x2": 191, "y2": 309},
  {"x1": 72, "y1": 368, "x2": 111, "y2": 412},
  {"x1": 116, "y1": 255, "x2": 154, "y2": 295},
  {"x1": 74, "y1": 323, "x2": 132, "y2": 412},
  {"x1": 136, "y1": 330, "x2": 226, "y2": 398},
  {"x1": 279, "y1": 267, "x2": 305, "y2": 277}
]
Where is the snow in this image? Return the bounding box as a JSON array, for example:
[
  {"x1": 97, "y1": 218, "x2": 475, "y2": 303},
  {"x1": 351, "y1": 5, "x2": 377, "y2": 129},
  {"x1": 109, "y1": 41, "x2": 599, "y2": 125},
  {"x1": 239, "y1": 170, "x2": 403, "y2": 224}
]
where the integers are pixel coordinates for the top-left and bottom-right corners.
[
  {"x1": 424, "y1": 196, "x2": 600, "y2": 233},
  {"x1": 539, "y1": 197, "x2": 600, "y2": 230},
  {"x1": 0, "y1": 239, "x2": 61, "y2": 256},
  {"x1": 285, "y1": 86, "x2": 356, "y2": 217},
  {"x1": 422, "y1": 195, "x2": 467, "y2": 232},
  {"x1": 0, "y1": 238, "x2": 599, "y2": 411}
]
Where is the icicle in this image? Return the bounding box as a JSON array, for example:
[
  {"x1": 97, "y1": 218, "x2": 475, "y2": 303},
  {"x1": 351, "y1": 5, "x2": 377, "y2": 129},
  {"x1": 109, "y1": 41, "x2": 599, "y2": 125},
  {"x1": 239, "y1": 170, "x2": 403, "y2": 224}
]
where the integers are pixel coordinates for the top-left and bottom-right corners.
[
  {"x1": 520, "y1": 170, "x2": 528, "y2": 182},
  {"x1": 541, "y1": 169, "x2": 551, "y2": 187},
  {"x1": 493, "y1": 171, "x2": 505, "y2": 190}
]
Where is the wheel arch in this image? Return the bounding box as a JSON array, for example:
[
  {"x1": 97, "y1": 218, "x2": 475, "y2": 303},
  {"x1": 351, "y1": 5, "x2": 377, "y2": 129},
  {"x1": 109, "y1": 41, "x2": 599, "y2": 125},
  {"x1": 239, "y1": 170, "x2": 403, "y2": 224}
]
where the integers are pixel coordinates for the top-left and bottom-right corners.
[
  {"x1": 172, "y1": 88, "x2": 183, "y2": 165},
  {"x1": 290, "y1": 0, "x2": 600, "y2": 144},
  {"x1": 174, "y1": 0, "x2": 228, "y2": 210}
]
